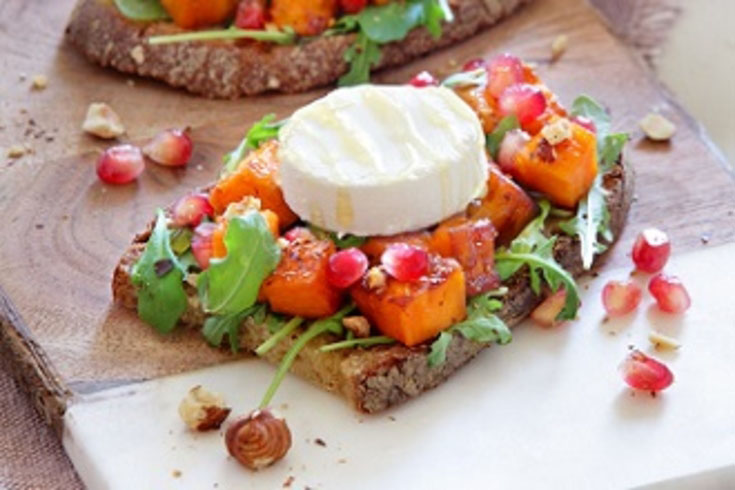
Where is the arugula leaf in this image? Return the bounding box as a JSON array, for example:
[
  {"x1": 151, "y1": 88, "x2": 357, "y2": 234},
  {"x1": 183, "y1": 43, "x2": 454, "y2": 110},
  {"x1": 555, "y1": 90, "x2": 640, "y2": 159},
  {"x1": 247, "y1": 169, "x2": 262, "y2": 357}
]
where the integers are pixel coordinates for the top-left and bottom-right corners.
[
  {"x1": 562, "y1": 95, "x2": 629, "y2": 269},
  {"x1": 486, "y1": 115, "x2": 520, "y2": 160},
  {"x1": 320, "y1": 335, "x2": 396, "y2": 352},
  {"x1": 114, "y1": 0, "x2": 170, "y2": 21},
  {"x1": 427, "y1": 331, "x2": 453, "y2": 367},
  {"x1": 308, "y1": 224, "x2": 367, "y2": 249},
  {"x1": 131, "y1": 210, "x2": 188, "y2": 333},
  {"x1": 198, "y1": 212, "x2": 281, "y2": 316},
  {"x1": 202, "y1": 304, "x2": 265, "y2": 353},
  {"x1": 441, "y1": 68, "x2": 487, "y2": 90},
  {"x1": 148, "y1": 27, "x2": 296, "y2": 46},
  {"x1": 223, "y1": 114, "x2": 287, "y2": 174},
  {"x1": 495, "y1": 201, "x2": 581, "y2": 320},
  {"x1": 339, "y1": 31, "x2": 382, "y2": 87}
]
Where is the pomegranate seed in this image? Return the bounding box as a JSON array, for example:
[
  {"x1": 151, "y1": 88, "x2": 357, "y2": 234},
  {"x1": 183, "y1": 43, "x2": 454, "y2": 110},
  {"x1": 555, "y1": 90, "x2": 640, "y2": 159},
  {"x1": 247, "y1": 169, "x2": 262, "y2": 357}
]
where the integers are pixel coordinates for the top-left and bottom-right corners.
[
  {"x1": 486, "y1": 53, "x2": 524, "y2": 98},
  {"x1": 632, "y1": 228, "x2": 671, "y2": 273},
  {"x1": 620, "y1": 349, "x2": 674, "y2": 392},
  {"x1": 649, "y1": 273, "x2": 691, "y2": 314},
  {"x1": 408, "y1": 71, "x2": 439, "y2": 88},
  {"x1": 530, "y1": 289, "x2": 567, "y2": 327},
  {"x1": 462, "y1": 58, "x2": 486, "y2": 71},
  {"x1": 571, "y1": 115, "x2": 597, "y2": 134},
  {"x1": 171, "y1": 193, "x2": 214, "y2": 228},
  {"x1": 235, "y1": 0, "x2": 267, "y2": 29},
  {"x1": 327, "y1": 248, "x2": 369, "y2": 289},
  {"x1": 381, "y1": 244, "x2": 429, "y2": 282},
  {"x1": 496, "y1": 129, "x2": 530, "y2": 173},
  {"x1": 191, "y1": 222, "x2": 217, "y2": 270},
  {"x1": 339, "y1": 0, "x2": 367, "y2": 14},
  {"x1": 143, "y1": 128, "x2": 193, "y2": 167},
  {"x1": 96, "y1": 144, "x2": 145, "y2": 185},
  {"x1": 601, "y1": 280, "x2": 642, "y2": 316},
  {"x1": 498, "y1": 84, "x2": 547, "y2": 126}
]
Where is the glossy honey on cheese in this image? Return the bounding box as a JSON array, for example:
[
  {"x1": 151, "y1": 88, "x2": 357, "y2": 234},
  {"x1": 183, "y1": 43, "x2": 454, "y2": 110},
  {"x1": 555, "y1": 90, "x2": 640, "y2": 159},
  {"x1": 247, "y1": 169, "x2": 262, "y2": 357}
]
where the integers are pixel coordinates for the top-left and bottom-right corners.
[{"x1": 278, "y1": 84, "x2": 488, "y2": 236}]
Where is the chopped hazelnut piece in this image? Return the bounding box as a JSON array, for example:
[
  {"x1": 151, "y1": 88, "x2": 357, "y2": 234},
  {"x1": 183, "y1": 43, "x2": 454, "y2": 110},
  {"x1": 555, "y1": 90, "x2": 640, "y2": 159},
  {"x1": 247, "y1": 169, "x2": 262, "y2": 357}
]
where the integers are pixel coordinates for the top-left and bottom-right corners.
[
  {"x1": 648, "y1": 331, "x2": 680, "y2": 351},
  {"x1": 541, "y1": 118, "x2": 573, "y2": 145},
  {"x1": 178, "y1": 385, "x2": 231, "y2": 431},
  {"x1": 31, "y1": 75, "x2": 48, "y2": 90},
  {"x1": 7, "y1": 145, "x2": 26, "y2": 158},
  {"x1": 342, "y1": 316, "x2": 371, "y2": 338},
  {"x1": 366, "y1": 267, "x2": 386, "y2": 291},
  {"x1": 639, "y1": 113, "x2": 676, "y2": 141},
  {"x1": 223, "y1": 196, "x2": 262, "y2": 220},
  {"x1": 551, "y1": 34, "x2": 568, "y2": 61},
  {"x1": 82, "y1": 103, "x2": 126, "y2": 139}
]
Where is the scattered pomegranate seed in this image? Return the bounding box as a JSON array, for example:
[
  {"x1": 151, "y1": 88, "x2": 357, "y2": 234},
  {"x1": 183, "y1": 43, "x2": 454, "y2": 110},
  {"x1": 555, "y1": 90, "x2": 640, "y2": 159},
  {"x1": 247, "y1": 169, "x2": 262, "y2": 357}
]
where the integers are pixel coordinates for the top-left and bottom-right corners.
[
  {"x1": 620, "y1": 349, "x2": 674, "y2": 392},
  {"x1": 171, "y1": 193, "x2": 214, "y2": 228},
  {"x1": 496, "y1": 129, "x2": 530, "y2": 173},
  {"x1": 381, "y1": 244, "x2": 429, "y2": 282},
  {"x1": 486, "y1": 54, "x2": 524, "y2": 98},
  {"x1": 339, "y1": 0, "x2": 367, "y2": 14},
  {"x1": 601, "y1": 280, "x2": 642, "y2": 316},
  {"x1": 632, "y1": 228, "x2": 671, "y2": 273},
  {"x1": 649, "y1": 273, "x2": 691, "y2": 314},
  {"x1": 408, "y1": 71, "x2": 439, "y2": 88},
  {"x1": 571, "y1": 115, "x2": 597, "y2": 134},
  {"x1": 143, "y1": 128, "x2": 193, "y2": 167},
  {"x1": 327, "y1": 248, "x2": 369, "y2": 289},
  {"x1": 498, "y1": 84, "x2": 547, "y2": 126},
  {"x1": 96, "y1": 144, "x2": 145, "y2": 185},
  {"x1": 530, "y1": 288, "x2": 567, "y2": 327},
  {"x1": 191, "y1": 222, "x2": 217, "y2": 270},
  {"x1": 235, "y1": 0, "x2": 268, "y2": 29},
  {"x1": 462, "y1": 58, "x2": 486, "y2": 71}
]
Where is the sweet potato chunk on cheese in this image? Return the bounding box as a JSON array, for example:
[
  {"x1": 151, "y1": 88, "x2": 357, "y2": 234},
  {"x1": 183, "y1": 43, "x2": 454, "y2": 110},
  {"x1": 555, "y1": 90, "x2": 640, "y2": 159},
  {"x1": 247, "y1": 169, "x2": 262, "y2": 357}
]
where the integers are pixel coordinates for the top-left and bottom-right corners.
[
  {"x1": 511, "y1": 120, "x2": 598, "y2": 208},
  {"x1": 468, "y1": 165, "x2": 538, "y2": 245},
  {"x1": 261, "y1": 232, "x2": 343, "y2": 318},
  {"x1": 270, "y1": 0, "x2": 337, "y2": 36},
  {"x1": 430, "y1": 216, "x2": 500, "y2": 296},
  {"x1": 351, "y1": 256, "x2": 466, "y2": 347},
  {"x1": 209, "y1": 140, "x2": 299, "y2": 230}
]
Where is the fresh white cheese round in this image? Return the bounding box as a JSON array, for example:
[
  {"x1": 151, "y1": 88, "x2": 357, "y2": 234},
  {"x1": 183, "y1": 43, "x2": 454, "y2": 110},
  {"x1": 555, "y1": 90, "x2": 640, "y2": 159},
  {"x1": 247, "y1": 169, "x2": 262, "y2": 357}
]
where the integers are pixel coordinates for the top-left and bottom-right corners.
[{"x1": 278, "y1": 84, "x2": 488, "y2": 236}]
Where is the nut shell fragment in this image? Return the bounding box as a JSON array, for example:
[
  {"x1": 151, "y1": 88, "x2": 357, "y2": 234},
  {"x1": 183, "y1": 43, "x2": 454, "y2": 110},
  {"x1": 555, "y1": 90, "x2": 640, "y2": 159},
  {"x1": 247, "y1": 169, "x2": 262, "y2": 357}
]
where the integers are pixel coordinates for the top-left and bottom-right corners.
[
  {"x1": 178, "y1": 385, "x2": 231, "y2": 431},
  {"x1": 225, "y1": 409, "x2": 292, "y2": 471},
  {"x1": 82, "y1": 103, "x2": 126, "y2": 139}
]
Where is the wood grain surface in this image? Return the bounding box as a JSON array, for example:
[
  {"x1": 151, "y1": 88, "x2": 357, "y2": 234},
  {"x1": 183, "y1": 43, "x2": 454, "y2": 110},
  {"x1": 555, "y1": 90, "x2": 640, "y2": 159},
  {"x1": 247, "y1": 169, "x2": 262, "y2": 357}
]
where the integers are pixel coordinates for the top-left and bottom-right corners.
[{"x1": 1, "y1": 0, "x2": 734, "y2": 434}]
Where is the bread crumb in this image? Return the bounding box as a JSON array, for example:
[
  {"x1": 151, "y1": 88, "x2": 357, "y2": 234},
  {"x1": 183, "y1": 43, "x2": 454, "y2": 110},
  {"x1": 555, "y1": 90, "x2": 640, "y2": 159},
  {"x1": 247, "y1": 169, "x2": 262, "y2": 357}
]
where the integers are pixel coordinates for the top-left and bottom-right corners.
[
  {"x1": 337, "y1": 458, "x2": 347, "y2": 464},
  {"x1": 282, "y1": 476, "x2": 295, "y2": 488},
  {"x1": 31, "y1": 75, "x2": 48, "y2": 90},
  {"x1": 126, "y1": 79, "x2": 136, "y2": 87},
  {"x1": 130, "y1": 45, "x2": 146, "y2": 65},
  {"x1": 7, "y1": 145, "x2": 26, "y2": 158},
  {"x1": 649, "y1": 331, "x2": 680, "y2": 351},
  {"x1": 172, "y1": 470, "x2": 182, "y2": 478},
  {"x1": 82, "y1": 103, "x2": 126, "y2": 139},
  {"x1": 640, "y1": 113, "x2": 676, "y2": 141},
  {"x1": 551, "y1": 34, "x2": 568, "y2": 61}
]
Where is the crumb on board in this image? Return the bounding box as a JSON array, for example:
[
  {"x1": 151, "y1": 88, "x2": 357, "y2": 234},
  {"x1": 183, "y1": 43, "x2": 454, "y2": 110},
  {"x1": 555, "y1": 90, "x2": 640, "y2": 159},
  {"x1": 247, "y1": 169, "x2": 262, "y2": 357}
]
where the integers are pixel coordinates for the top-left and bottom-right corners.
[
  {"x1": 283, "y1": 475, "x2": 295, "y2": 488},
  {"x1": 551, "y1": 34, "x2": 568, "y2": 61},
  {"x1": 7, "y1": 144, "x2": 26, "y2": 158},
  {"x1": 172, "y1": 470, "x2": 182, "y2": 478},
  {"x1": 388, "y1": 415, "x2": 396, "y2": 422},
  {"x1": 700, "y1": 233, "x2": 711, "y2": 244},
  {"x1": 639, "y1": 113, "x2": 676, "y2": 141},
  {"x1": 314, "y1": 438, "x2": 327, "y2": 447},
  {"x1": 31, "y1": 74, "x2": 48, "y2": 90},
  {"x1": 338, "y1": 458, "x2": 347, "y2": 464}
]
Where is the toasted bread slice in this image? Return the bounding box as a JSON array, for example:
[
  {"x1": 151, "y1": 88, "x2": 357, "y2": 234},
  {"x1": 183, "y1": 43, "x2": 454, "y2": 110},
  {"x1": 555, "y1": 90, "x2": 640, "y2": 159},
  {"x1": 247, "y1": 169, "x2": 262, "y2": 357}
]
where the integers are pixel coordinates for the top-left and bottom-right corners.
[
  {"x1": 66, "y1": 0, "x2": 532, "y2": 99},
  {"x1": 112, "y1": 161, "x2": 632, "y2": 413}
]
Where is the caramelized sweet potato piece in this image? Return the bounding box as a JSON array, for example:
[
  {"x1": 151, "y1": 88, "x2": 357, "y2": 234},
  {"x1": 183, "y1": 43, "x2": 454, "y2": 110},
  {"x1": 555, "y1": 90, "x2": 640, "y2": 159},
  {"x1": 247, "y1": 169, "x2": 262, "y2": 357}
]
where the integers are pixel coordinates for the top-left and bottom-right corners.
[
  {"x1": 511, "y1": 120, "x2": 598, "y2": 208},
  {"x1": 361, "y1": 231, "x2": 432, "y2": 262},
  {"x1": 467, "y1": 165, "x2": 538, "y2": 245},
  {"x1": 209, "y1": 141, "x2": 298, "y2": 230},
  {"x1": 430, "y1": 216, "x2": 500, "y2": 296},
  {"x1": 351, "y1": 256, "x2": 466, "y2": 347},
  {"x1": 270, "y1": 0, "x2": 337, "y2": 36},
  {"x1": 261, "y1": 233, "x2": 343, "y2": 318},
  {"x1": 211, "y1": 209, "x2": 279, "y2": 259},
  {"x1": 160, "y1": 0, "x2": 238, "y2": 29},
  {"x1": 455, "y1": 86, "x2": 501, "y2": 134}
]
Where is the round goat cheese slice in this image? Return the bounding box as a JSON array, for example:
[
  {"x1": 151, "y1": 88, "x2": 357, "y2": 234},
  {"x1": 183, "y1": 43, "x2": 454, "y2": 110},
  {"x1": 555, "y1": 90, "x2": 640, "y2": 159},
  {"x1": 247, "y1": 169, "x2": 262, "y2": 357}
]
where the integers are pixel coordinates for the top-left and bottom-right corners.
[{"x1": 278, "y1": 85, "x2": 488, "y2": 236}]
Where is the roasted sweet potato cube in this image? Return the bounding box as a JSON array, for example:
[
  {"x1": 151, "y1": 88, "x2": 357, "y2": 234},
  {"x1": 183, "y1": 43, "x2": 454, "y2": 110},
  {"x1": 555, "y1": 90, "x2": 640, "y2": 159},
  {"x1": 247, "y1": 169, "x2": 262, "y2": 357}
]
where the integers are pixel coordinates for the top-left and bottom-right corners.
[
  {"x1": 270, "y1": 0, "x2": 337, "y2": 36},
  {"x1": 350, "y1": 256, "x2": 466, "y2": 347},
  {"x1": 511, "y1": 120, "x2": 598, "y2": 208},
  {"x1": 212, "y1": 209, "x2": 279, "y2": 259},
  {"x1": 209, "y1": 140, "x2": 299, "y2": 229},
  {"x1": 261, "y1": 234, "x2": 343, "y2": 318},
  {"x1": 430, "y1": 216, "x2": 500, "y2": 296},
  {"x1": 361, "y1": 231, "x2": 432, "y2": 262},
  {"x1": 455, "y1": 85, "x2": 501, "y2": 134},
  {"x1": 160, "y1": 0, "x2": 238, "y2": 29},
  {"x1": 468, "y1": 165, "x2": 538, "y2": 245}
]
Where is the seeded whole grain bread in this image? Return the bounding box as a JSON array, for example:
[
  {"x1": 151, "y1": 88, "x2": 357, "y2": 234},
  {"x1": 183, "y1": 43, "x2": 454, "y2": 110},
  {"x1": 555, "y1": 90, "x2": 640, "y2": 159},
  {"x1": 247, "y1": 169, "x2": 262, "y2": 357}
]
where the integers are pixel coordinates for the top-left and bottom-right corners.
[
  {"x1": 112, "y1": 159, "x2": 632, "y2": 414},
  {"x1": 66, "y1": 0, "x2": 533, "y2": 98}
]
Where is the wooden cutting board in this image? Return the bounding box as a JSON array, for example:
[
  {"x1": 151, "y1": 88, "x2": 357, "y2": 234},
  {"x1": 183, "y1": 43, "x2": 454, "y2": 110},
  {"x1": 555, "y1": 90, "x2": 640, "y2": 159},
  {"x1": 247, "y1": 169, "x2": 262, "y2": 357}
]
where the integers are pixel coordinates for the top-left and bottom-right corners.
[{"x1": 1, "y1": 0, "x2": 734, "y2": 442}]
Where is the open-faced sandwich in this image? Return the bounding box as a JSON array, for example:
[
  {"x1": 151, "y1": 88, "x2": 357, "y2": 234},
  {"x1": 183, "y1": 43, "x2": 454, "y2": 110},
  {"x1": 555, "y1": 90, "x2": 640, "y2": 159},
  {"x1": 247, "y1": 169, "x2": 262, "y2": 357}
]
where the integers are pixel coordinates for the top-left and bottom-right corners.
[
  {"x1": 112, "y1": 54, "x2": 632, "y2": 469},
  {"x1": 66, "y1": 0, "x2": 532, "y2": 98}
]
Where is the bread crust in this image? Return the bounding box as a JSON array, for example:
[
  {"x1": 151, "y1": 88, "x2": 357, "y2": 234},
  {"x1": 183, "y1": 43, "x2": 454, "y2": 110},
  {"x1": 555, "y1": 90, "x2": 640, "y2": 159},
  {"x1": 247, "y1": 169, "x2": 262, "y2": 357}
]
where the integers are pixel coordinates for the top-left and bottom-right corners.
[
  {"x1": 112, "y1": 159, "x2": 633, "y2": 413},
  {"x1": 66, "y1": 0, "x2": 532, "y2": 98}
]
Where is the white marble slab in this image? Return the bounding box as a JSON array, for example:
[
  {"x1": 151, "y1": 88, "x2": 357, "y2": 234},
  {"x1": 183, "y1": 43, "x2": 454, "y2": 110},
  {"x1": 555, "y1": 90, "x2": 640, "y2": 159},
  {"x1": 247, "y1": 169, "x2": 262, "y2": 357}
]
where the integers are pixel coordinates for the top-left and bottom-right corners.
[{"x1": 63, "y1": 243, "x2": 735, "y2": 489}]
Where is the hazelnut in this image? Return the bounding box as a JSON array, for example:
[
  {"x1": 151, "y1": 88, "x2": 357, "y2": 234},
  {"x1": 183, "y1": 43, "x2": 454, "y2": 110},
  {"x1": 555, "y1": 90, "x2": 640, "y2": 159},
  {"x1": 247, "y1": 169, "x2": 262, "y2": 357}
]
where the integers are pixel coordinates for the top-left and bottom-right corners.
[
  {"x1": 178, "y1": 385, "x2": 231, "y2": 431},
  {"x1": 223, "y1": 196, "x2": 262, "y2": 221},
  {"x1": 82, "y1": 103, "x2": 126, "y2": 139},
  {"x1": 366, "y1": 267, "x2": 386, "y2": 291},
  {"x1": 225, "y1": 409, "x2": 292, "y2": 470},
  {"x1": 639, "y1": 113, "x2": 676, "y2": 141},
  {"x1": 541, "y1": 118, "x2": 572, "y2": 145},
  {"x1": 31, "y1": 74, "x2": 48, "y2": 90},
  {"x1": 342, "y1": 316, "x2": 371, "y2": 338}
]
